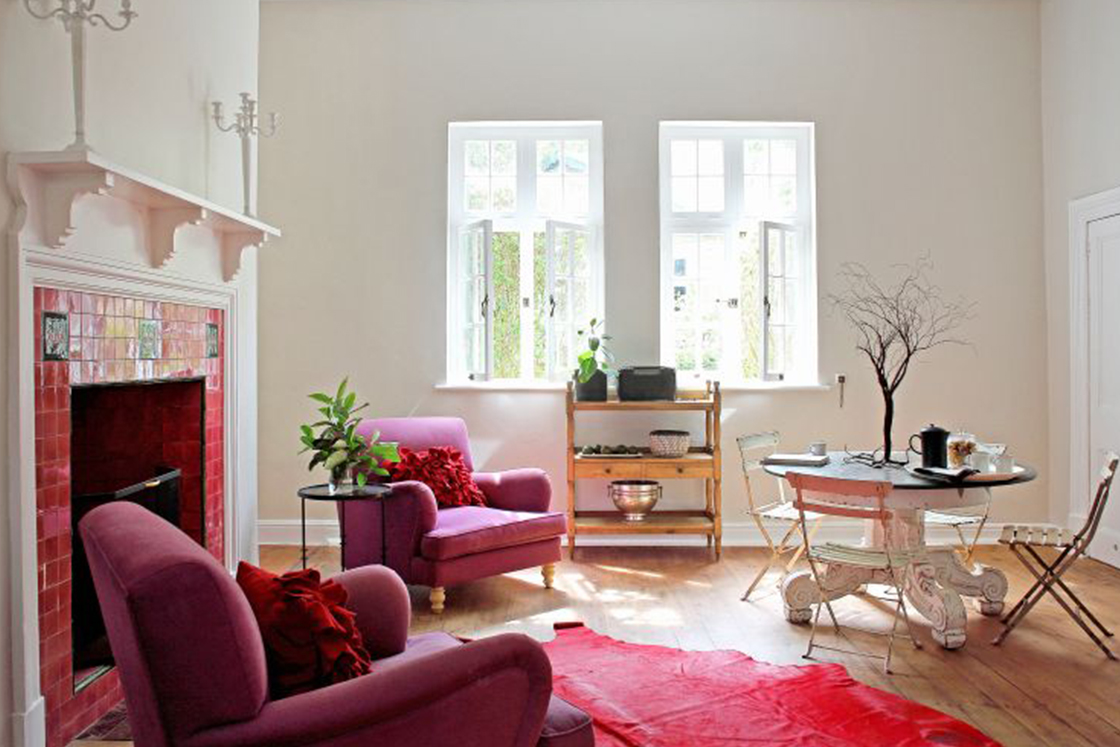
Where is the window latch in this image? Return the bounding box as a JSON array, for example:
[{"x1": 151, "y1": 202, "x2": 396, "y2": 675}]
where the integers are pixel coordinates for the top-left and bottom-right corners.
[
  {"x1": 726, "y1": 298, "x2": 739, "y2": 309},
  {"x1": 763, "y1": 296, "x2": 771, "y2": 319},
  {"x1": 549, "y1": 294, "x2": 557, "y2": 318},
  {"x1": 481, "y1": 294, "x2": 489, "y2": 319}
]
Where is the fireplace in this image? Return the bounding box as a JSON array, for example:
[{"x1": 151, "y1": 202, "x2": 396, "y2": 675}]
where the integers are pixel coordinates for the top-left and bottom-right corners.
[
  {"x1": 32, "y1": 287, "x2": 227, "y2": 747},
  {"x1": 69, "y1": 378, "x2": 208, "y2": 687}
]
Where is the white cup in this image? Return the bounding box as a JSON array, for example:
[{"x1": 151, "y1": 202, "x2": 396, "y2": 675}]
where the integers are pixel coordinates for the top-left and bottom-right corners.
[
  {"x1": 993, "y1": 454, "x2": 1015, "y2": 473},
  {"x1": 970, "y1": 452, "x2": 993, "y2": 472},
  {"x1": 809, "y1": 441, "x2": 827, "y2": 457}
]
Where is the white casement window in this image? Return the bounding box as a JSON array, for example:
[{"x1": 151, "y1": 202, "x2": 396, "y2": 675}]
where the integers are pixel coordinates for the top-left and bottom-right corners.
[
  {"x1": 448, "y1": 123, "x2": 604, "y2": 382},
  {"x1": 659, "y1": 122, "x2": 817, "y2": 384}
]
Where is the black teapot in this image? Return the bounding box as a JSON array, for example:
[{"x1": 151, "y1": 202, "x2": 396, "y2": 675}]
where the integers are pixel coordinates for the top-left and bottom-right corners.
[{"x1": 909, "y1": 424, "x2": 949, "y2": 468}]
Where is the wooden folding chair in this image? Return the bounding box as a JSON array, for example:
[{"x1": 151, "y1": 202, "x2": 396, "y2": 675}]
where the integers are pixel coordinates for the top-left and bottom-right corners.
[
  {"x1": 737, "y1": 432, "x2": 823, "y2": 600},
  {"x1": 993, "y1": 452, "x2": 1119, "y2": 659},
  {"x1": 788, "y1": 471, "x2": 923, "y2": 674}
]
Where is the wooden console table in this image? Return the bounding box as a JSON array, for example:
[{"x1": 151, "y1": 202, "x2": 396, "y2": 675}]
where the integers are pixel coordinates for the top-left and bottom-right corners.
[{"x1": 565, "y1": 381, "x2": 722, "y2": 559}]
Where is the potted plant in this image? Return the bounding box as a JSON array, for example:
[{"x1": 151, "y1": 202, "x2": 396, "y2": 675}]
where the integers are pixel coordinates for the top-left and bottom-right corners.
[
  {"x1": 299, "y1": 378, "x2": 399, "y2": 493},
  {"x1": 574, "y1": 318, "x2": 613, "y2": 402}
]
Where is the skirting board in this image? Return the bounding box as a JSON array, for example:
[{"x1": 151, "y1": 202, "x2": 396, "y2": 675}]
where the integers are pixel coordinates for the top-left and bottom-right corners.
[{"x1": 258, "y1": 518, "x2": 1009, "y2": 549}]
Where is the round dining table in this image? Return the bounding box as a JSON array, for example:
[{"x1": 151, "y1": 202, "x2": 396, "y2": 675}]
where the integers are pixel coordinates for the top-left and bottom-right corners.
[{"x1": 764, "y1": 453, "x2": 1036, "y2": 649}]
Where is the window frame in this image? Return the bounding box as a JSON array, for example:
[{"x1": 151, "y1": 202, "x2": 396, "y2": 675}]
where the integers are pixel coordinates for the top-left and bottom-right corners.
[
  {"x1": 447, "y1": 122, "x2": 604, "y2": 383},
  {"x1": 658, "y1": 121, "x2": 818, "y2": 385}
]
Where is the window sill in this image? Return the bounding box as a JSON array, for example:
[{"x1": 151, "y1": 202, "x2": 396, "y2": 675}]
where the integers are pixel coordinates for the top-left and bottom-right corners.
[
  {"x1": 436, "y1": 380, "x2": 831, "y2": 393},
  {"x1": 435, "y1": 381, "x2": 567, "y2": 392}
]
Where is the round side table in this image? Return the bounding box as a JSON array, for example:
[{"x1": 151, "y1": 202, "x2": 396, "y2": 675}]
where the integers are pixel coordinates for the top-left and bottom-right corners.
[{"x1": 297, "y1": 483, "x2": 392, "y2": 570}]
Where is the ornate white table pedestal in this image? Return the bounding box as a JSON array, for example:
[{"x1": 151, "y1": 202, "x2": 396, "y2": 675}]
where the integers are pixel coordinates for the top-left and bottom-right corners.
[
  {"x1": 780, "y1": 505, "x2": 1009, "y2": 649},
  {"x1": 763, "y1": 455, "x2": 1035, "y2": 651}
]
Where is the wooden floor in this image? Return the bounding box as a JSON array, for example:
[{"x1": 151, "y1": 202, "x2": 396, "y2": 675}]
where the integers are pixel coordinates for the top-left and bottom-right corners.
[{"x1": 74, "y1": 544, "x2": 1120, "y2": 747}]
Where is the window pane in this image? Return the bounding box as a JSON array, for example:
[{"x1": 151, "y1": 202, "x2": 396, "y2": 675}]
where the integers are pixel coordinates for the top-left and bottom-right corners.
[
  {"x1": 671, "y1": 140, "x2": 697, "y2": 176},
  {"x1": 537, "y1": 175, "x2": 562, "y2": 213},
  {"x1": 465, "y1": 177, "x2": 489, "y2": 212},
  {"x1": 771, "y1": 139, "x2": 797, "y2": 175},
  {"x1": 491, "y1": 177, "x2": 517, "y2": 212},
  {"x1": 766, "y1": 325, "x2": 785, "y2": 376},
  {"x1": 671, "y1": 176, "x2": 698, "y2": 212},
  {"x1": 537, "y1": 141, "x2": 561, "y2": 174},
  {"x1": 461, "y1": 228, "x2": 484, "y2": 275},
  {"x1": 573, "y1": 230, "x2": 591, "y2": 277},
  {"x1": 554, "y1": 229, "x2": 572, "y2": 276},
  {"x1": 676, "y1": 327, "x2": 697, "y2": 370},
  {"x1": 564, "y1": 140, "x2": 589, "y2": 174},
  {"x1": 697, "y1": 176, "x2": 724, "y2": 212},
  {"x1": 673, "y1": 281, "x2": 695, "y2": 316},
  {"x1": 784, "y1": 232, "x2": 800, "y2": 277},
  {"x1": 771, "y1": 175, "x2": 796, "y2": 215},
  {"x1": 744, "y1": 176, "x2": 767, "y2": 213},
  {"x1": 573, "y1": 279, "x2": 591, "y2": 327},
  {"x1": 491, "y1": 141, "x2": 517, "y2": 175},
  {"x1": 744, "y1": 139, "x2": 768, "y2": 174},
  {"x1": 766, "y1": 225, "x2": 784, "y2": 274},
  {"x1": 672, "y1": 234, "x2": 699, "y2": 278},
  {"x1": 533, "y1": 233, "x2": 548, "y2": 379},
  {"x1": 492, "y1": 232, "x2": 520, "y2": 379},
  {"x1": 767, "y1": 278, "x2": 785, "y2": 324},
  {"x1": 565, "y1": 176, "x2": 590, "y2": 215},
  {"x1": 701, "y1": 328, "x2": 721, "y2": 371},
  {"x1": 738, "y1": 229, "x2": 762, "y2": 381},
  {"x1": 465, "y1": 141, "x2": 489, "y2": 176},
  {"x1": 697, "y1": 140, "x2": 723, "y2": 175}
]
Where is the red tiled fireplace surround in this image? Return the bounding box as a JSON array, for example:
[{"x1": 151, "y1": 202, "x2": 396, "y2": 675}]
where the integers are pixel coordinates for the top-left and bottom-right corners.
[{"x1": 34, "y1": 286, "x2": 225, "y2": 747}]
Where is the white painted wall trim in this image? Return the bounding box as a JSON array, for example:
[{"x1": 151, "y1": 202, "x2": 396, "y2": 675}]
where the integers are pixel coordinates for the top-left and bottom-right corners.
[
  {"x1": 258, "y1": 518, "x2": 1009, "y2": 549},
  {"x1": 1068, "y1": 186, "x2": 1120, "y2": 530}
]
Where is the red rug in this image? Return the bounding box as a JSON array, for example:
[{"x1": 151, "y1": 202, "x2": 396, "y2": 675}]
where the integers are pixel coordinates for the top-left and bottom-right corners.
[{"x1": 543, "y1": 624, "x2": 999, "y2": 747}]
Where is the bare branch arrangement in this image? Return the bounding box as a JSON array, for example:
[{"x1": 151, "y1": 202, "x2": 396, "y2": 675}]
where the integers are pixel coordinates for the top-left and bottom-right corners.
[{"x1": 831, "y1": 256, "x2": 972, "y2": 467}]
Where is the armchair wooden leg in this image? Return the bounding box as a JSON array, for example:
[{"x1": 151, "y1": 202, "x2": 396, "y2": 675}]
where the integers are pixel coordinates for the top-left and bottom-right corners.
[
  {"x1": 542, "y1": 564, "x2": 556, "y2": 589},
  {"x1": 430, "y1": 586, "x2": 446, "y2": 615}
]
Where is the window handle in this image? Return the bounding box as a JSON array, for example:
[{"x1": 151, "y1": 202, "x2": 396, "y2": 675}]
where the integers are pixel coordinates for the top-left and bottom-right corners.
[
  {"x1": 549, "y1": 294, "x2": 556, "y2": 318},
  {"x1": 763, "y1": 296, "x2": 771, "y2": 319},
  {"x1": 481, "y1": 294, "x2": 489, "y2": 319}
]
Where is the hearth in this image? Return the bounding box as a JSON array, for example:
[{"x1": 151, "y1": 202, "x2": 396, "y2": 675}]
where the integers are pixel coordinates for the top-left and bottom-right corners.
[{"x1": 68, "y1": 379, "x2": 204, "y2": 688}]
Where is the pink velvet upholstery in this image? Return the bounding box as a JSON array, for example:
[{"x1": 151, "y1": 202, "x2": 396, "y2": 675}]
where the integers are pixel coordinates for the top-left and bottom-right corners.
[
  {"x1": 79, "y1": 502, "x2": 593, "y2": 747},
  {"x1": 346, "y1": 417, "x2": 565, "y2": 598}
]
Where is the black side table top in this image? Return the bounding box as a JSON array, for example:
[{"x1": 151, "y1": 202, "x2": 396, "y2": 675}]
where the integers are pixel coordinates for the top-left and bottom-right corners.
[{"x1": 298, "y1": 483, "x2": 392, "y2": 501}]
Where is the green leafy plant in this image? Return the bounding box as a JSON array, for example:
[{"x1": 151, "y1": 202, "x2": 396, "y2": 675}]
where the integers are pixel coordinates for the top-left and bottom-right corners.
[
  {"x1": 576, "y1": 318, "x2": 614, "y2": 383},
  {"x1": 299, "y1": 378, "x2": 399, "y2": 488}
]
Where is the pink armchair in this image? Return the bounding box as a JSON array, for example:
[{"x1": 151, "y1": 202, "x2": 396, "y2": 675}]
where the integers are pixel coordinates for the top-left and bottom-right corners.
[
  {"x1": 347, "y1": 417, "x2": 565, "y2": 613},
  {"x1": 79, "y1": 502, "x2": 594, "y2": 747}
]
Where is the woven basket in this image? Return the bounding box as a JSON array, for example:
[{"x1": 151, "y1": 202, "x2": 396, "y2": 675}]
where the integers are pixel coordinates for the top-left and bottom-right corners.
[{"x1": 649, "y1": 430, "x2": 690, "y2": 458}]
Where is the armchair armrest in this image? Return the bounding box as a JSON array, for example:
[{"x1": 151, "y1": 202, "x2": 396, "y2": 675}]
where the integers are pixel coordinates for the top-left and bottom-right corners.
[
  {"x1": 473, "y1": 469, "x2": 553, "y2": 513},
  {"x1": 333, "y1": 566, "x2": 409, "y2": 659},
  {"x1": 183, "y1": 633, "x2": 553, "y2": 747}
]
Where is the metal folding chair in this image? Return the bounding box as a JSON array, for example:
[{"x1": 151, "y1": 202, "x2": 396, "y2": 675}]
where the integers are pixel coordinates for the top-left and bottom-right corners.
[
  {"x1": 993, "y1": 452, "x2": 1119, "y2": 659},
  {"x1": 737, "y1": 432, "x2": 823, "y2": 600},
  {"x1": 788, "y1": 471, "x2": 923, "y2": 674},
  {"x1": 924, "y1": 494, "x2": 991, "y2": 566}
]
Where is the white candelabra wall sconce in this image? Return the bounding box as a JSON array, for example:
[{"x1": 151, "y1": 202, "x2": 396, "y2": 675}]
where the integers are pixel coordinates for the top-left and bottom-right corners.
[
  {"x1": 23, "y1": 0, "x2": 138, "y2": 151},
  {"x1": 212, "y1": 93, "x2": 279, "y2": 217}
]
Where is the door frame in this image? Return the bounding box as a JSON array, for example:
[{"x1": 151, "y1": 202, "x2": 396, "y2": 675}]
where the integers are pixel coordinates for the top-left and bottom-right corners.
[{"x1": 1069, "y1": 187, "x2": 1120, "y2": 548}]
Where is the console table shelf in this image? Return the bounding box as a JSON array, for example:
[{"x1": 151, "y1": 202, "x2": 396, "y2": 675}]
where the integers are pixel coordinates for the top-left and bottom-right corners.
[{"x1": 565, "y1": 381, "x2": 722, "y2": 558}]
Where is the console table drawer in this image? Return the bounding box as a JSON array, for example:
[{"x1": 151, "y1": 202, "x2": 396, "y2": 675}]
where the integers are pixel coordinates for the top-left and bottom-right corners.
[{"x1": 644, "y1": 462, "x2": 713, "y2": 480}]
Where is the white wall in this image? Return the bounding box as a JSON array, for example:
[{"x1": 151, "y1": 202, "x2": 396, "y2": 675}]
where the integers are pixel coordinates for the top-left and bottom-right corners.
[
  {"x1": 0, "y1": 3, "x2": 261, "y2": 745},
  {"x1": 1041, "y1": 0, "x2": 1120, "y2": 524},
  {"x1": 259, "y1": 0, "x2": 1048, "y2": 533}
]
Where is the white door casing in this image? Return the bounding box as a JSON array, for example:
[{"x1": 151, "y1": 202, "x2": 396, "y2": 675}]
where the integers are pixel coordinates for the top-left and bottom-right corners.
[
  {"x1": 1087, "y1": 214, "x2": 1120, "y2": 567},
  {"x1": 1070, "y1": 186, "x2": 1120, "y2": 569}
]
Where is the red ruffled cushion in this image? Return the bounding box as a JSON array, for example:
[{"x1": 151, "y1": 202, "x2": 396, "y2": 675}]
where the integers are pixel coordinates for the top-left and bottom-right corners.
[
  {"x1": 236, "y1": 562, "x2": 371, "y2": 699},
  {"x1": 388, "y1": 446, "x2": 487, "y2": 508}
]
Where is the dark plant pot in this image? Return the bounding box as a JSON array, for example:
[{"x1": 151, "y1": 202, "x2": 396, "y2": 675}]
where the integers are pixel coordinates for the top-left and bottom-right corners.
[{"x1": 574, "y1": 369, "x2": 608, "y2": 401}]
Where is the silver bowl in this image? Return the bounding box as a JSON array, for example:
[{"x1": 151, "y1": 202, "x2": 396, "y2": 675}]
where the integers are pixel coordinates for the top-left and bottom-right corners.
[{"x1": 609, "y1": 480, "x2": 661, "y2": 521}]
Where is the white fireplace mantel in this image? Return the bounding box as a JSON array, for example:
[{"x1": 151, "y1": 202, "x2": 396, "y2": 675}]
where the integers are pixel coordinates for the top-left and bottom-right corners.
[
  {"x1": 6, "y1": 148, "x2": 276, "y2": 747},
  {"x1": 9, "y1": 149, "x2": 280, "y2": 281}
]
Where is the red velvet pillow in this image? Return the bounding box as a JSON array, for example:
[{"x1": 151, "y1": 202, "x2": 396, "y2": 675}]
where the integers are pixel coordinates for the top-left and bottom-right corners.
[
  {"x1": 236, "y1": 562, "x2": 371, "y2": 699},
  {"x1": 389, "y1": 446, "x2": 487, "y2": 508}
]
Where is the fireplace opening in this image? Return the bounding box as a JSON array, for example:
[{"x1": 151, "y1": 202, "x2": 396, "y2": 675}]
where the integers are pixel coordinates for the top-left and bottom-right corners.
[{"x1": 69, "y1": 379, "x2": 206, "y2": 691}]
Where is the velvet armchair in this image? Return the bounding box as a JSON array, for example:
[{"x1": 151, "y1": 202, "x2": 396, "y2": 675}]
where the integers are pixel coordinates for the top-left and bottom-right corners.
[
  {"x1": 79, "y1": 502, "x2": 593, "y2": 747},
  {"x1": 348, "y1": 417, "x2": 566, "y2": 613}
]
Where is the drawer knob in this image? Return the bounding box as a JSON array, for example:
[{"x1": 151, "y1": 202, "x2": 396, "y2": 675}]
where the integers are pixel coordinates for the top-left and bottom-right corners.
[{"x1": 605, "y1": 467, "x2": 612, "y2": 474}]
